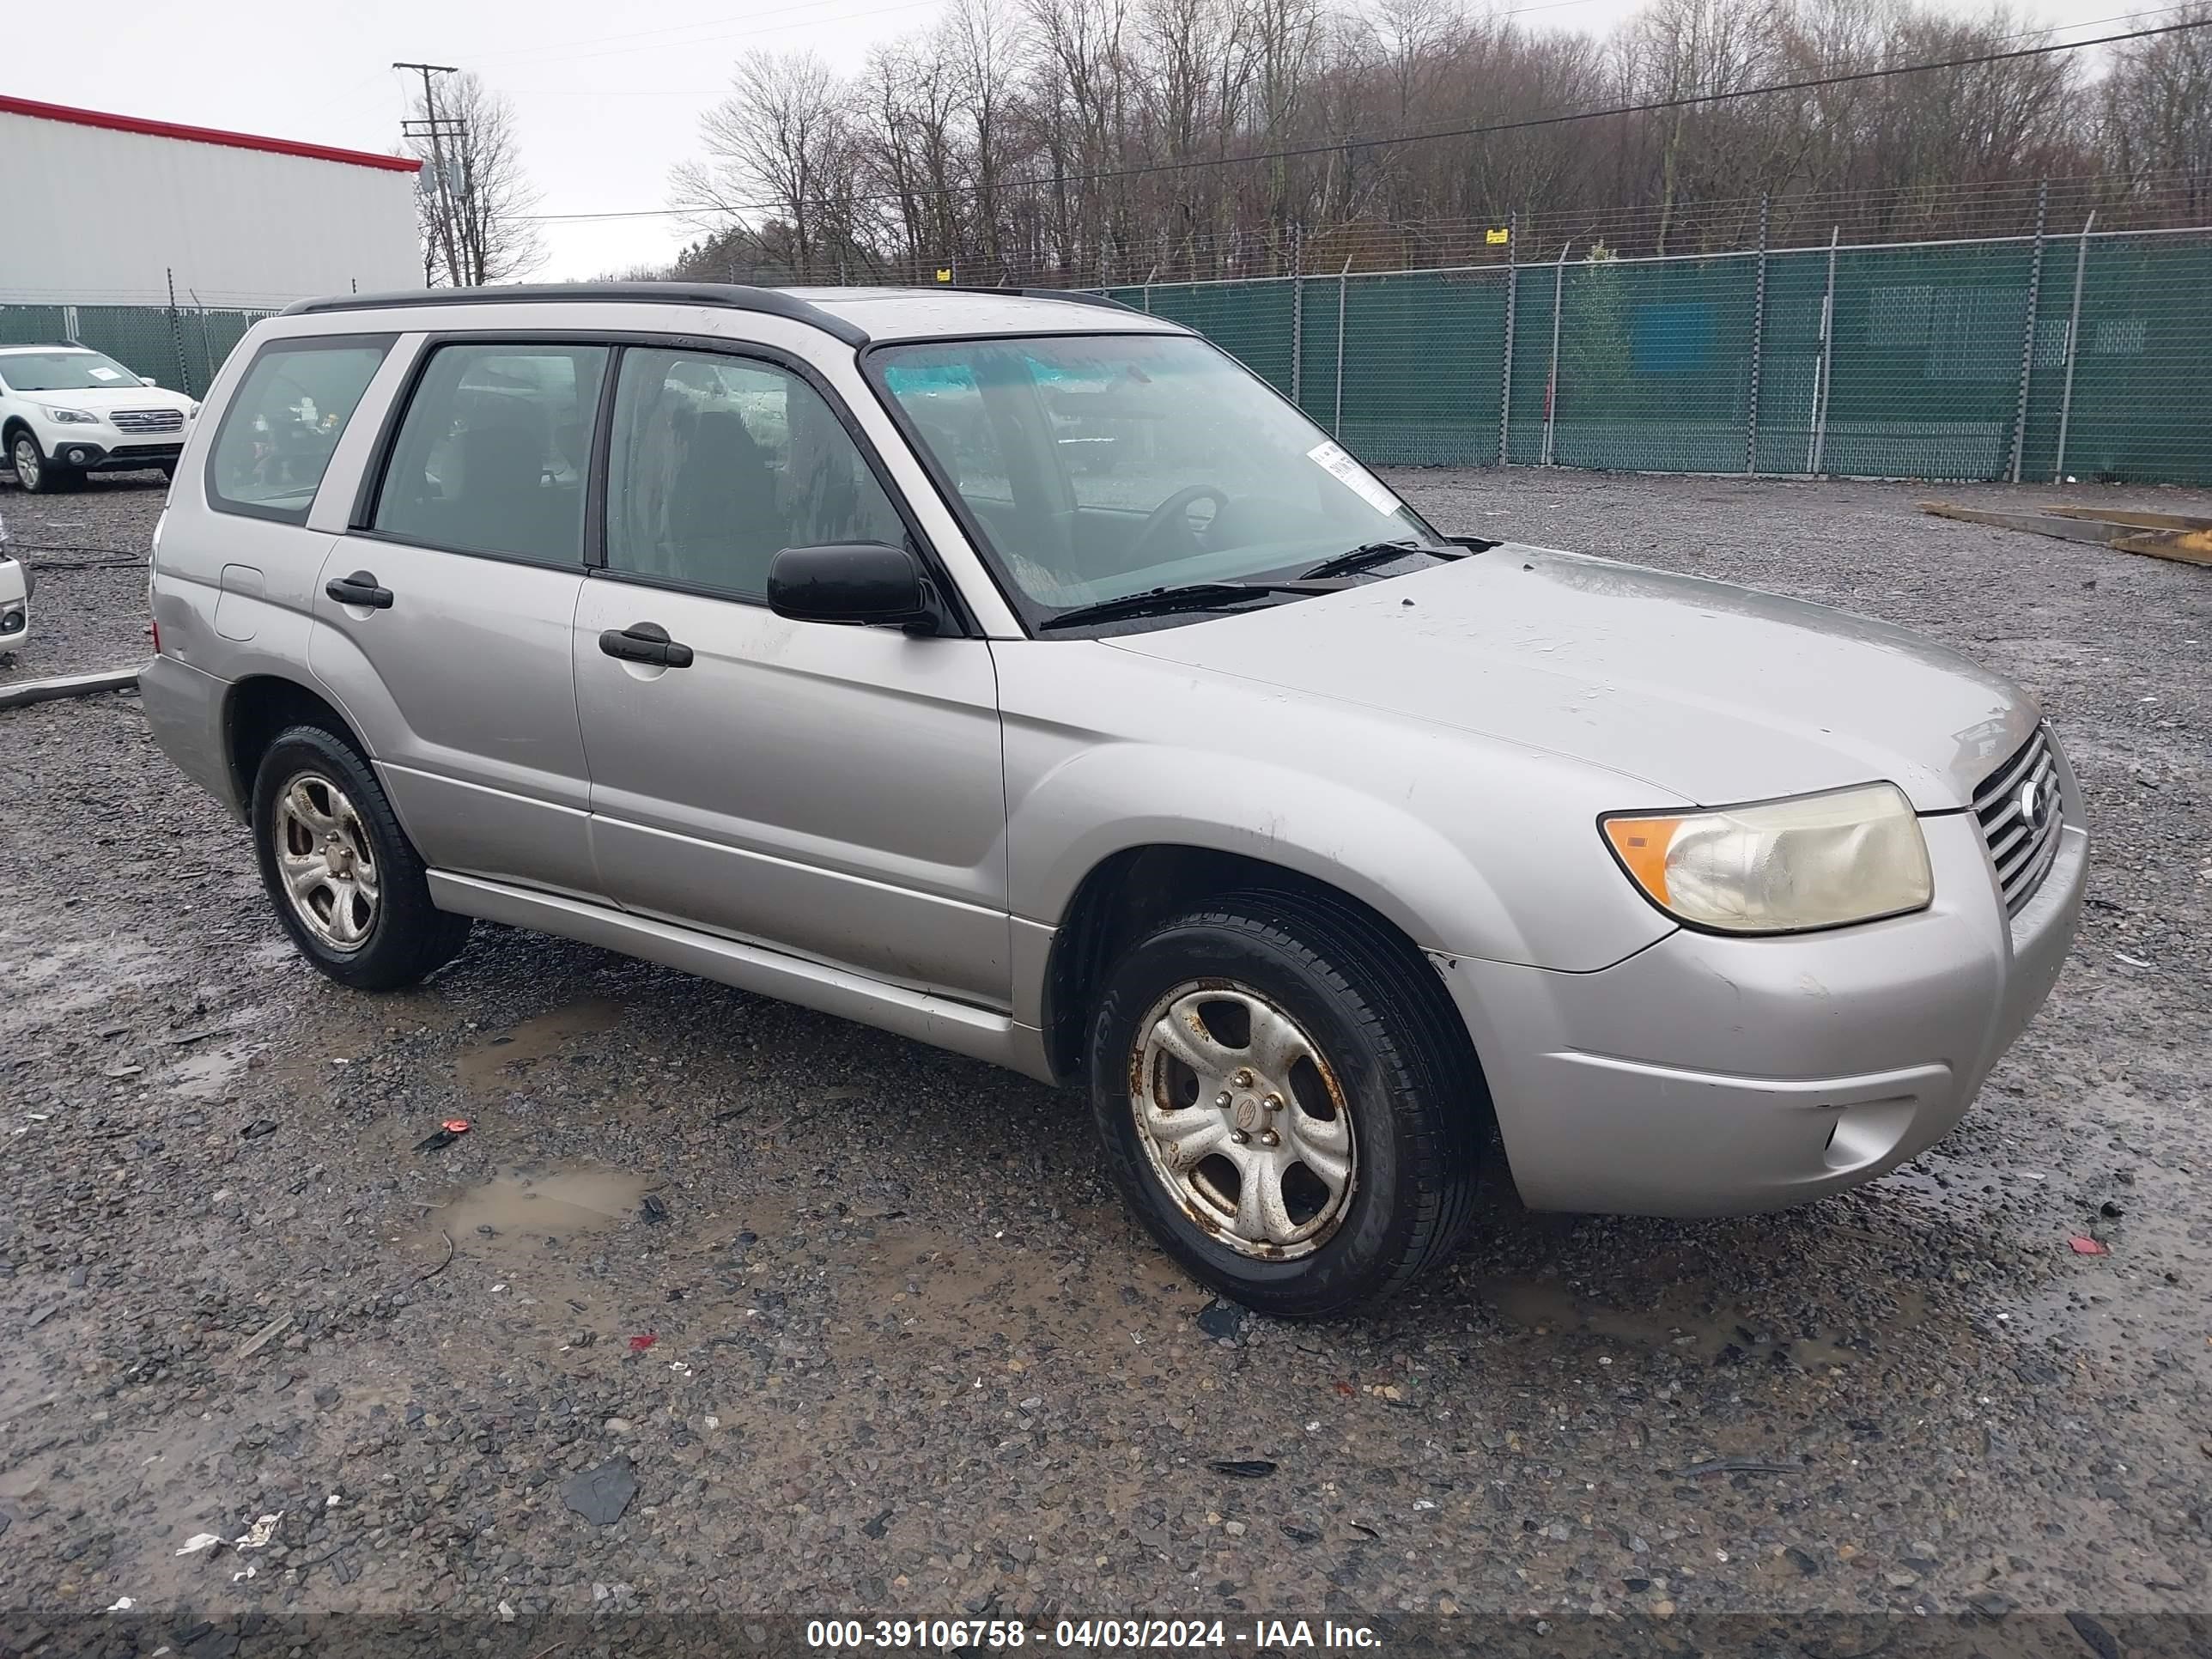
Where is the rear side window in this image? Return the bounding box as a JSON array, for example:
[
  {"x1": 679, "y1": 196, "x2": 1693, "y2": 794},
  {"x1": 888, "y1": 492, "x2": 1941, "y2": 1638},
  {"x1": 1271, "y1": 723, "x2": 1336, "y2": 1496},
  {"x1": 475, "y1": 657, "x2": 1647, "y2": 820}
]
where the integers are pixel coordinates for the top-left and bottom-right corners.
[
  {"x1": 371, "y1": 343, "x2": 609, "y2": 565},
  {"x1": 207, "y1": 337, "x2": 391, "y2": 523},
  {"x1": 604, "y1": 347, "x2": 903, "y2": 598}
]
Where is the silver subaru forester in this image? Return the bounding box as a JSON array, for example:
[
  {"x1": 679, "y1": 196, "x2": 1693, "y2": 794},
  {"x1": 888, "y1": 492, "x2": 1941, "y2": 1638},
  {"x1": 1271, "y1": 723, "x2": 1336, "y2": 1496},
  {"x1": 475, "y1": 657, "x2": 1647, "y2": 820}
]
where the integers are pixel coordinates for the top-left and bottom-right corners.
[{"x1": 139, "y1": 283, "x2": 2085, "y2": 1316}]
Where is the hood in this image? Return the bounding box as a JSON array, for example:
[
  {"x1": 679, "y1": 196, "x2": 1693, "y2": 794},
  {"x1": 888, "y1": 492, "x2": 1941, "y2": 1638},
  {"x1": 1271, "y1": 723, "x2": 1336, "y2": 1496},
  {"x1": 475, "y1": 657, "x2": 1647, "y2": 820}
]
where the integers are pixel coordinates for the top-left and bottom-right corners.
[
  {"x1": 1105, "y1": 544, "x2": 2037, "y2": 811},
  {"x1": 19, "y1": 384, "x2": 193, "y2": 416}
]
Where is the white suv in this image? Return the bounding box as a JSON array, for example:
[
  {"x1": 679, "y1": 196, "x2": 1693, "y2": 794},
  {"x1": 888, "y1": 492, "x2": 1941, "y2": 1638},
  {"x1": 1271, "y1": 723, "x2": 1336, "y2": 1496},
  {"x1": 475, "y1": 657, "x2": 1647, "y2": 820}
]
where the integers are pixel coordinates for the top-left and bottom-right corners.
[{"x1": 1, "y1": 344, "x2": 198, "y2": 493}]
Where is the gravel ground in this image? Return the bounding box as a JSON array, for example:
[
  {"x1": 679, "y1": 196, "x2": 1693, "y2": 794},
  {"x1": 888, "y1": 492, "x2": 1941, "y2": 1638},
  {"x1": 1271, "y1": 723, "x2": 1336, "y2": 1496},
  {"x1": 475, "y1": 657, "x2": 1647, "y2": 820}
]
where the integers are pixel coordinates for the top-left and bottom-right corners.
[
  {"x1": 0, "y1": 471, "x2": 2208, "y2": 1651},
  {"x1": 0, "y1": 470, "x2": 165, "y2": 685}
]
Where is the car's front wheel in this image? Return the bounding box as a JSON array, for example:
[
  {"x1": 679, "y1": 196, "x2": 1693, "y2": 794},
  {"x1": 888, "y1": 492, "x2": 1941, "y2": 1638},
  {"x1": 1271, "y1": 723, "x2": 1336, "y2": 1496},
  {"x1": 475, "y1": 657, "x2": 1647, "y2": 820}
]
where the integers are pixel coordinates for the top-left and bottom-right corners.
[
  {"x1": 1087, "y1": 890, "x2": 1483, "y2": 1317},
  {"x1": 9, "y1": 432, "x2": 71, "y2": 494},
  {"x1": 251, "y1": 723, "x2": 470, "y2": 990}
]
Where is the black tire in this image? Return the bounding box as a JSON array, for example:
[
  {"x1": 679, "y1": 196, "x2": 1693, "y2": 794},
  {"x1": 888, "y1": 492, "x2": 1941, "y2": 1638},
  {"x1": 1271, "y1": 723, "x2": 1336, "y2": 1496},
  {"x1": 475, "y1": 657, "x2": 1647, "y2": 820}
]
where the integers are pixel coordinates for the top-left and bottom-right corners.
[
  {"x1": 158, "y1": 463, "x2": 178, "y2": 482},
  {"x1": 251, "y1": 722, "x2": 470, "y2": 990},
  {"x1": 1087, "y1": 888, "x2": 1483, "y2": 1318},
  {"x1": 9, "y1": 430, "x2": 73, "y2": 495}
]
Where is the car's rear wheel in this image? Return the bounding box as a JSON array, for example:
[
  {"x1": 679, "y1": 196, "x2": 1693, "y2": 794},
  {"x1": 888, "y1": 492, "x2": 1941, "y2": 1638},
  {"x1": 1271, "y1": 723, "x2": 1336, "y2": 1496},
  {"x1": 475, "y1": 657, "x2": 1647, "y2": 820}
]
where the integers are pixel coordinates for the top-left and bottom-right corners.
[
  {"x1": 1087, "y1": 890, "x2": 1482, "y2": 1317},
  {"x1": 251, "y1": 724, "x2": 470, "y2": 990}
]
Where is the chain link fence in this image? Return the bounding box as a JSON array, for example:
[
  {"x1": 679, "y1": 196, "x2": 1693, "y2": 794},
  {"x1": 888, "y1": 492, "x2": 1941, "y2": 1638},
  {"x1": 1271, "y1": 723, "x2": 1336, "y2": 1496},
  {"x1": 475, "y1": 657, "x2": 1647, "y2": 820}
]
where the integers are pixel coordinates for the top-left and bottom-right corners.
[
  {"x1": 0, "y1": 300, "x2": 276, "y2": 398},
  {"x1": 1103, "y1": 226, "x2": 2212, "y2": 486},
  {"x1": 5, "y1": 222, "x2": 2204, "y2": 486}
]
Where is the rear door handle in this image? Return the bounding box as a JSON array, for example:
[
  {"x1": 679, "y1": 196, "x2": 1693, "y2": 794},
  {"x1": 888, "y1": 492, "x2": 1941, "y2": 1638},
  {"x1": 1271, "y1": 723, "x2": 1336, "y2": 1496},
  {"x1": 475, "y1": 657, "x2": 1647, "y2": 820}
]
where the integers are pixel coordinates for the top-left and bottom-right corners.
[
  {"x1": 325, "y1": 570, "x2": 393, "y2": 610},
  {"x1": 599, "y1": 622, "x2": 694, "y2": 669}
]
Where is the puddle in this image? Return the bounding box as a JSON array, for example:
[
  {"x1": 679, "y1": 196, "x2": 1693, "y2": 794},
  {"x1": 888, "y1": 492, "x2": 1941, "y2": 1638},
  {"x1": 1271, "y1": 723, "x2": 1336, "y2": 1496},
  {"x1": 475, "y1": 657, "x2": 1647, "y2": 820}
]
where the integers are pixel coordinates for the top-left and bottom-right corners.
[
  {"x1": 0, "y1": 932, "x2": 166, "y2": 1040},
  {"x1": 426, "y1": 1165, "x2": 654, "y2": 1253},
  {"x1": 456, "y1": 998, "x2": 626, "y2": 1091},
  {"x1": 1484, "y1": 1275, "x2": 1926, "y2": 1369}
]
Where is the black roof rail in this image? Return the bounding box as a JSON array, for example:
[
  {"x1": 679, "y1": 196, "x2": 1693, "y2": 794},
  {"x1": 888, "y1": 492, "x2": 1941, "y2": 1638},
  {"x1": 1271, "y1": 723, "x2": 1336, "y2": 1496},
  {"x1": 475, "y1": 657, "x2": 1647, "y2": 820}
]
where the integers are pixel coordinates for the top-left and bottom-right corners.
[
  {"x1": 945, "y1": 285, "x2": 1144, "y2": 314},
  {"x1": 279, "y1": 282, "x2": 870, "y2": 346}
]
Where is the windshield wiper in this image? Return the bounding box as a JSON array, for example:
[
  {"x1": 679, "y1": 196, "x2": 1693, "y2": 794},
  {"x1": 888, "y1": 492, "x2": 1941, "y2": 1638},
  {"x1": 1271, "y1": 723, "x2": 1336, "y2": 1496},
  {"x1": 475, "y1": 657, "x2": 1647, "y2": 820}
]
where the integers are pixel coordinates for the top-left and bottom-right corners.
[
  {"x1": 1036, "y1": 580, "x2": 1341, "y2": 632},
  {"x1": 1297, "y1": 539, "x2": 1468, "y2": 580}
]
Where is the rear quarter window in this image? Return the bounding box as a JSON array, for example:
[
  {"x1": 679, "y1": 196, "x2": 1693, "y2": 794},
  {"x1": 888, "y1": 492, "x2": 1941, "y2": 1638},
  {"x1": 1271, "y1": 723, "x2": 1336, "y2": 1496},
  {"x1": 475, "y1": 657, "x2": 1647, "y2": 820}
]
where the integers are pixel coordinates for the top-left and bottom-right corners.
[{"x1": 206, "y1": 337, "x2": 392, "y2": 524}]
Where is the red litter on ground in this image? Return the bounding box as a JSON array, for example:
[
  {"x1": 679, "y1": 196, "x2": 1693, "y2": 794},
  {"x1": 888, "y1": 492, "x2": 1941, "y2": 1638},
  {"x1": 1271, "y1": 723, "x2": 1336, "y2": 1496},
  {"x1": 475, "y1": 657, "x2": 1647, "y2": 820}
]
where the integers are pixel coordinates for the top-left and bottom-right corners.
[
  {"x1": 412, "y1": 1119, "x2": 472, "y2": 1153},
  {"x1": 2068, "y1": 1236, "x2": 2109, "y2": 1255},
  {"x1": 629, "y1": 1333, "x2": 658, "y2": 1352}
]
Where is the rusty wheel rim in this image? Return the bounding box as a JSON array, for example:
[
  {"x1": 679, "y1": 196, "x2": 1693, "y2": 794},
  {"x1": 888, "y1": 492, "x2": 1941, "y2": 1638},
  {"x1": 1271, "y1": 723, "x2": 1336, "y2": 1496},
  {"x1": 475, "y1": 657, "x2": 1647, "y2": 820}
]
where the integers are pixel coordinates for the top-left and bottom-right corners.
[
  {"x1": 271, "y1": 772, "x2": 381, "y2": 951},
  {"x1": 1129, "y1": 980, "x2": 1356, "y2": 1260}
]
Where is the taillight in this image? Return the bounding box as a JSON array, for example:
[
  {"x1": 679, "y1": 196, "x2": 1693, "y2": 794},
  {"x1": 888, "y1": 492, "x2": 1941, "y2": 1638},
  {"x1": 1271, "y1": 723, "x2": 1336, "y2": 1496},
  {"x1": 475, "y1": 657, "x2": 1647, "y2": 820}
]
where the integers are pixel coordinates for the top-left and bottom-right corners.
[{"x1": 152, "y1": 619, "x2": 162, "y2": 654}]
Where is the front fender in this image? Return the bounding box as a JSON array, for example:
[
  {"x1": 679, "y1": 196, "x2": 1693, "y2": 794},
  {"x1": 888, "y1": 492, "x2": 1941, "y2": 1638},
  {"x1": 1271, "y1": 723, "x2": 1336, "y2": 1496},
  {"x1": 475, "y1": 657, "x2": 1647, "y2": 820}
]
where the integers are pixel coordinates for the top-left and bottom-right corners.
[{"x1": 993, "y1": 641, "x2": 1679, "y2": 975}]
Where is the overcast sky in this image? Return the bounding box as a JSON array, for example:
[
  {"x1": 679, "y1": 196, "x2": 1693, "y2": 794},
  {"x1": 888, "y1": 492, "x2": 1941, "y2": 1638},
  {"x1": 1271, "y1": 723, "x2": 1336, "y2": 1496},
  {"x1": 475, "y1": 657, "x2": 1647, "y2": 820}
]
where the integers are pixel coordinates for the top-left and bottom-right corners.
[{"x1": 7, "y1": 0, "x2": 2152, "y2": 282}]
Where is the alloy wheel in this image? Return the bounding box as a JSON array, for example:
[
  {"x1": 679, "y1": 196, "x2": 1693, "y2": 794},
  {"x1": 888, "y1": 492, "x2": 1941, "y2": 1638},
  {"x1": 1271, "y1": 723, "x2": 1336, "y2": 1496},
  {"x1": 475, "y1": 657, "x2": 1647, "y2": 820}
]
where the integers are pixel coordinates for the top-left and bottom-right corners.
[
  {"x1": 1128, "y1": 981, "x2": 1357, "y2": 1259},
  {"x1": 271, "y1": 773, "x2": 381, "y2": 951}
]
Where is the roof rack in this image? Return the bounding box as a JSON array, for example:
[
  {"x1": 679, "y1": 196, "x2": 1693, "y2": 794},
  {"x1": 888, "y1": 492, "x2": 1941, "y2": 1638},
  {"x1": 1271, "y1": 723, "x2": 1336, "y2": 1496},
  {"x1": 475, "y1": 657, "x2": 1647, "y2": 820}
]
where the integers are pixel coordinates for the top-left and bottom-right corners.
[
  {"x1": 280, "y1": 283, "x2": 870, "y2": 346},
  {"x1": 945, "y1": 286, "x2": 1140, "y2": 314}
]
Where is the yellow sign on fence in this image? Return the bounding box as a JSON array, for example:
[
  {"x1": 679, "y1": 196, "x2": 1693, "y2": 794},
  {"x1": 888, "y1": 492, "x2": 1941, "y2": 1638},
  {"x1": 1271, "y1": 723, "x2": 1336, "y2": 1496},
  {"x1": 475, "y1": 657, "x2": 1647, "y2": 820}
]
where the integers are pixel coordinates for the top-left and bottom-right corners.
[
  {"x1": 935, "y1": 268, "x2": 954, "y2": 283},
  {"x1": 1486, "y1": 227, "x2": 1510, "y2": 246}
]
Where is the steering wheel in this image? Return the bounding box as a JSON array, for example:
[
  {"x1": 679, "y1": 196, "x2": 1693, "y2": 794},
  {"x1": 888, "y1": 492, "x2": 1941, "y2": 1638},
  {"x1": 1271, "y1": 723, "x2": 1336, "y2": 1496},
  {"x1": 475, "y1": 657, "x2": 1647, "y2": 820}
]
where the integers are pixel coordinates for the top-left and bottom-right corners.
[{"x1": 1128, "y1": 483, "x2": 1232, "y2": 565}]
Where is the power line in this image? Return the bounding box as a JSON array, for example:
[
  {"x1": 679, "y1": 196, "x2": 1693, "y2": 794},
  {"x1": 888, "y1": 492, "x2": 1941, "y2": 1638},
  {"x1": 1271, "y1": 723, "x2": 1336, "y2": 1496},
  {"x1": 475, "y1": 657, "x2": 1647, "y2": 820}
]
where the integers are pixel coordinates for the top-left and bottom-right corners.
[{"x1": 520, "y1": 17, "x2": 2212, "y2": 224}]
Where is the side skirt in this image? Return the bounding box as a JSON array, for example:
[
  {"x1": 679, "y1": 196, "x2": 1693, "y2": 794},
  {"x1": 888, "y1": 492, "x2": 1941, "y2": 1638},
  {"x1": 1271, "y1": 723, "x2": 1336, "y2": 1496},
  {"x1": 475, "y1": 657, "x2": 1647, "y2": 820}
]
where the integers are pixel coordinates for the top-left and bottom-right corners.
[{"x1": 426, "y1": 871, "x2": 1058, "y2": 1083}]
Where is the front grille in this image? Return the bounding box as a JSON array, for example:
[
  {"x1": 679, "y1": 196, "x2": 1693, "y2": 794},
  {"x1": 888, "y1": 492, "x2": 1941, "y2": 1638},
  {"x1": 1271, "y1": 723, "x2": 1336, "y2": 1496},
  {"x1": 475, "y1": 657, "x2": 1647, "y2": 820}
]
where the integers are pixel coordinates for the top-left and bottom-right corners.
[
  {"x1": 109, "y1": 407, "x2": 184, "y2": 434},
  {"x1": 1972, "y1": 726, "x2": 2064, "y2": 916}
]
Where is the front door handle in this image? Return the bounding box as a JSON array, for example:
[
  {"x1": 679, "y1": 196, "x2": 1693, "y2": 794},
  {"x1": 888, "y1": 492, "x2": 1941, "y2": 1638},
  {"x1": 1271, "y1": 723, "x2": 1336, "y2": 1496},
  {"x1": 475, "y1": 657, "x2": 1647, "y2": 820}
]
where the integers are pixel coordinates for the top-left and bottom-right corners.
[
  {"x1": 599, "y1": 622, "x2": 694, "y2": 669},
  {"x1": 325, "y1": 570, "x2": 393, "y2": 610}
]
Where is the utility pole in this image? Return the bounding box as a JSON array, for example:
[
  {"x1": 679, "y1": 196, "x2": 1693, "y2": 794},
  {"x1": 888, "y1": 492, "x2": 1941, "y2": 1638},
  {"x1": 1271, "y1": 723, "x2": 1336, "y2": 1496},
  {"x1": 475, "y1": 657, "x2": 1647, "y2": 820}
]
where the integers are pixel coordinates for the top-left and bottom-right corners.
[{"x1": 395, "y1": 62, "x2": 467, "y2": 285}]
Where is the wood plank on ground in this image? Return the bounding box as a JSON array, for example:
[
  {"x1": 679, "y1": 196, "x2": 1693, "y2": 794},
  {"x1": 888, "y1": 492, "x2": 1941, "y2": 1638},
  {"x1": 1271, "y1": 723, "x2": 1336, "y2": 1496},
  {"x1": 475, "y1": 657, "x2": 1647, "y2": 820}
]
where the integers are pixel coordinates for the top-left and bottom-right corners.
[
  {"x1": 2037, "y1": 506, "x2": 2212, "y2": 533},
  {"x1": 2113, "y1": 529, "x2": 2212, "y2": 568},
  {"x1": 1916, "y1": 502, "x2": 2131, "y2": 543}
]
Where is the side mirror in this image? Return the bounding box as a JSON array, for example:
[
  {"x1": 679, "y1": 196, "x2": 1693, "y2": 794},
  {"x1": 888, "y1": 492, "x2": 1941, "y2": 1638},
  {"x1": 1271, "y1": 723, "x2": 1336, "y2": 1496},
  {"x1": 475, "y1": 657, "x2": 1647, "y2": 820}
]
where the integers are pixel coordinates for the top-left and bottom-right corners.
[
  {"x1": 768, "y1": 543, "x2": 941, "y2": 631},
  {"x1": 140, "y1": 375, "x2": 159, "y2": 387}
]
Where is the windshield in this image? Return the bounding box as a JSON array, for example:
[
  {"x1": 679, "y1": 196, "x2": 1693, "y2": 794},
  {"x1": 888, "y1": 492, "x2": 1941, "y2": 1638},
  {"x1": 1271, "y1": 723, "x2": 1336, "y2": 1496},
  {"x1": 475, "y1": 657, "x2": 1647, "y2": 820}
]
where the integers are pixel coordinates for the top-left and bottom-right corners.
[
  {"x1": 0, "y1": 350, "x2": 146, "y2": 392},
  {"x1": 869, "y1": 333, "x2": 1444, "y2": 629}
]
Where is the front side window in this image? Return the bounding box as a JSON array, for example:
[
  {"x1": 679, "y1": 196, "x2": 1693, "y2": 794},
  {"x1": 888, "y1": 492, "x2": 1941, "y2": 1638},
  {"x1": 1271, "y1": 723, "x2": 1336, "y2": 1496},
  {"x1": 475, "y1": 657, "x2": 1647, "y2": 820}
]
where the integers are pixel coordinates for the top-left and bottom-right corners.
[
  {"x1": 207, "y1": 338, "x2": 390, "y2": 522},
  {"x1": 604, "y1": 348, "x2": 904, "y2": 598},
  {"x1": 371, "y1": 343, "x2": 608, "y2": 564},
  {"x1": 0, "y1": 349, "x2": 145, "y2": 392},
  {"x1": 870, "y1": 333, "x2": 1443, "y2": 626}
]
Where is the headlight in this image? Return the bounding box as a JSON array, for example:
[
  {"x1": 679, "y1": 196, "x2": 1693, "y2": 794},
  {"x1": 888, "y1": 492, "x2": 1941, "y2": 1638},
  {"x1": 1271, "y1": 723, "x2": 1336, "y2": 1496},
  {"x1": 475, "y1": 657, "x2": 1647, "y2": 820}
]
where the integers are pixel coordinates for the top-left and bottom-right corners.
[
  {"x1": 43, "y1": 406, "x2": 99, "y2": 424},
  {"x1": 1601, "y1": 781, "x2": 1932, "y2": 934}
]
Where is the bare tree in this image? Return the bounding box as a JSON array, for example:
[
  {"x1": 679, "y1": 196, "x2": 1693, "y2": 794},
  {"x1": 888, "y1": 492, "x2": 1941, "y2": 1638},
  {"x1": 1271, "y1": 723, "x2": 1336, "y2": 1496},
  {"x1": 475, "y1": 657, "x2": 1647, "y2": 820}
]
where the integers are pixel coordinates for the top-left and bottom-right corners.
[
  {"x1": 674, "y1": 50, "x2": 869, "y2": 279},
  {"x1": 2099, "y1": 1, "x2": 2212, "y2": 218},
  {"x1": 645, "y1": 0, "x2": 2178, "y2": 286},
  {"x1": 406, "y1": 72, "x2": 544, "y2": 287}
]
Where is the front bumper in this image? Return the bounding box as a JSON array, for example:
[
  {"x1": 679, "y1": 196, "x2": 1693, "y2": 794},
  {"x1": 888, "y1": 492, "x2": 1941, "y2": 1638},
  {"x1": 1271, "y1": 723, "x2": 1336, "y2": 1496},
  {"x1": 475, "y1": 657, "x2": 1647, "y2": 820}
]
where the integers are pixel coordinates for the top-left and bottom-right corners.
[
  {"x1": 37, "y1": 434, "x2": 183, "y2": 472},
  {"x1": 1443, "y1": 776, "x2": 2087, "y2": 1216},
  {"x1": 0, "y1": 555, "x2": 27, "y2": 646}
]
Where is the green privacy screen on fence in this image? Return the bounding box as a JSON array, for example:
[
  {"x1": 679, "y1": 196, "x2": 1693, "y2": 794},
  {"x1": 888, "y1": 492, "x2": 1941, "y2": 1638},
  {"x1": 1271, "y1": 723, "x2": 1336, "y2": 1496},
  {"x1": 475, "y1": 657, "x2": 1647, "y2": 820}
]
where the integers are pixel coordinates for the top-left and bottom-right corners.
[
  {"x1": 1109, "y1": 228, "x2": 2212, "y2": 486},
  {"x1": 9, "y1": 234, "x2": 2205, "y2": 484},
  {"x1": 0, "y1": 303, "x2": 271, "y2": 398}
]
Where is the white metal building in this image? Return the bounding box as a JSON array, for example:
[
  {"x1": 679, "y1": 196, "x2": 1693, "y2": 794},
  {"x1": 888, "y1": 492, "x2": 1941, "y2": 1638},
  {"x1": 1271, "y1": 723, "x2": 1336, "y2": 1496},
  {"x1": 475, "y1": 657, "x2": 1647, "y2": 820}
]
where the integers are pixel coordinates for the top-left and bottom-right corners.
[{"x1": 0, "y1": 94, "x2": 422, "y2": 309}]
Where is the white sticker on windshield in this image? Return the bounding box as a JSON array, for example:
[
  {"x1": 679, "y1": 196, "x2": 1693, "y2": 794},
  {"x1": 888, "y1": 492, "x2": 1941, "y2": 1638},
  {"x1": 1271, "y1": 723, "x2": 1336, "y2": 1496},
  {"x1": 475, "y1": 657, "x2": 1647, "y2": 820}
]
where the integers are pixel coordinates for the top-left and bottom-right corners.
[
  {"x1": 88, "y1": 366, "x2": 123, "y2": 381},
  {"x1": 1306, "y1": 440, "x2": 1400, "y2": 514}
]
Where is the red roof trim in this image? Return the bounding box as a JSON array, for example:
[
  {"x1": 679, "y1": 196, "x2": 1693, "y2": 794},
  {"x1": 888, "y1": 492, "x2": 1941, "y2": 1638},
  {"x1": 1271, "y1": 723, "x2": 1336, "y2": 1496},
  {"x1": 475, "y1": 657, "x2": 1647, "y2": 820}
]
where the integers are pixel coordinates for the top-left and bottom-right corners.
[{"x1": 0, "y1": 93, "x2": 422, "y2": 173}]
